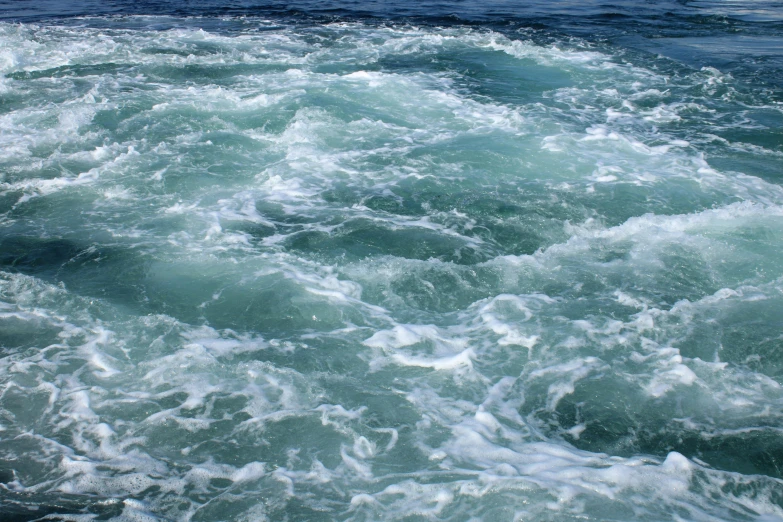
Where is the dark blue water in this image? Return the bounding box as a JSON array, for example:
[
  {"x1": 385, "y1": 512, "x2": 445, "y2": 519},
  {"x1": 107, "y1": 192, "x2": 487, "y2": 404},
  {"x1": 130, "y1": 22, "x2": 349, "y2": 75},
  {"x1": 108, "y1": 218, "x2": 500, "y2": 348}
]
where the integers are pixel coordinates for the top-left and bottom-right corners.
[
  {"x1": 4, "y1": 0, "x2": 783, "y2": 87},
  {"x1": 5, "y1": 0, "x2": 783, "y2": 96}
]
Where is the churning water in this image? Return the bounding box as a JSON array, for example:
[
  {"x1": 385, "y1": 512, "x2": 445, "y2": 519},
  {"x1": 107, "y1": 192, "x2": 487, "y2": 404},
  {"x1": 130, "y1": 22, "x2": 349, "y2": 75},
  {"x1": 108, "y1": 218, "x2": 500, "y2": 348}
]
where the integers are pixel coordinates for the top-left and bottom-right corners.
[{"x1": 1, "y1": 0, "x2": 783, "y2": 520}]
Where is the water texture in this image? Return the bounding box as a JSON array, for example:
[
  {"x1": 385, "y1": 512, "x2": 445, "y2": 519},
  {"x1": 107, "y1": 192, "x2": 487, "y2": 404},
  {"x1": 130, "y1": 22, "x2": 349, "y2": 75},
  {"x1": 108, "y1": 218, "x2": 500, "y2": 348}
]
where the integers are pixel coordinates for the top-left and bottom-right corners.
[{"x1": 0, "y1": 1, "x2": 782, "y2": 520}]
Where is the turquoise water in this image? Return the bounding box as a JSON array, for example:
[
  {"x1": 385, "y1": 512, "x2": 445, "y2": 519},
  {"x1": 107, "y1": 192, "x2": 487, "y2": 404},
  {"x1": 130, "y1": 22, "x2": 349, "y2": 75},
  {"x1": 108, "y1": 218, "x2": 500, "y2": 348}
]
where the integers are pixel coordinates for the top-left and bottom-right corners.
[{"x1": 1, "y1": 3, "x2": 783, "y2": 520}]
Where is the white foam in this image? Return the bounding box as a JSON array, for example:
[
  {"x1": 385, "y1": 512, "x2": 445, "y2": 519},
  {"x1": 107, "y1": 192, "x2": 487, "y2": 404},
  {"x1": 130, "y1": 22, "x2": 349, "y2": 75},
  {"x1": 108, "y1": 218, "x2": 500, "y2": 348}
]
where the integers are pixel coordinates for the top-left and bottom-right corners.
[{"x1": 530, "y1": 357, "x2": 608, "y2": 410}]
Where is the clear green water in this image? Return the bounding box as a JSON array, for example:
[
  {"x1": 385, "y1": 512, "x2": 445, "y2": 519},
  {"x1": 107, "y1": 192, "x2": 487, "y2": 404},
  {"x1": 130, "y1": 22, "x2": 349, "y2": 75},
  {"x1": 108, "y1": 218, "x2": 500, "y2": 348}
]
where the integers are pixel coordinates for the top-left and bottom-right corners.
[{"x1": 1, "y1": 9, "x2": 783, "y2": 521}]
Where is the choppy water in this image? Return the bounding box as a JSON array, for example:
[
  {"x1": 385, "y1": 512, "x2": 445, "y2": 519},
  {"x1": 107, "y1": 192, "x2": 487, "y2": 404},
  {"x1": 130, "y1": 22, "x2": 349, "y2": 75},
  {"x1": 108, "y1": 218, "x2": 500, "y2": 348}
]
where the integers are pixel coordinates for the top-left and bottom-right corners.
[{"x1": 1, "y1": 1, "x2": 783, "y2": 520}]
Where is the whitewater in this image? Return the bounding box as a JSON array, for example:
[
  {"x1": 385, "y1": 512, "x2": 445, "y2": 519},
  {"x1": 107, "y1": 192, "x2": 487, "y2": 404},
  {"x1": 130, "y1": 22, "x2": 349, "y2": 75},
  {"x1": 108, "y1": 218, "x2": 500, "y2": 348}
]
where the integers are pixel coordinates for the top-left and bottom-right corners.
[{"x1": 1, "y1": 1, "x2": 783, "y2": 520}]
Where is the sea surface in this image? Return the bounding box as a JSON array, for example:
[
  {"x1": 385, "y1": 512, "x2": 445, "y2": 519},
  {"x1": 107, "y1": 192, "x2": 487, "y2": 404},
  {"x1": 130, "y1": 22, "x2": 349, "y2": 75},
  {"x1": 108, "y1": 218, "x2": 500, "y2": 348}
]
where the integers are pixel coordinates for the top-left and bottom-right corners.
[{"x1": 1, "y1": 0, "x2": 783, "y2": 520}]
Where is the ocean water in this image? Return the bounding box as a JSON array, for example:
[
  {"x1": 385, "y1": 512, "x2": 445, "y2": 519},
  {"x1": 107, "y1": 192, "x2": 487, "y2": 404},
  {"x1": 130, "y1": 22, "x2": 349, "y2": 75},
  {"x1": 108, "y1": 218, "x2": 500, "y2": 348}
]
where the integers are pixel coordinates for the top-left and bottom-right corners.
[{"x1": 1, "y1": 1, "x2": 783, "y2": 520}]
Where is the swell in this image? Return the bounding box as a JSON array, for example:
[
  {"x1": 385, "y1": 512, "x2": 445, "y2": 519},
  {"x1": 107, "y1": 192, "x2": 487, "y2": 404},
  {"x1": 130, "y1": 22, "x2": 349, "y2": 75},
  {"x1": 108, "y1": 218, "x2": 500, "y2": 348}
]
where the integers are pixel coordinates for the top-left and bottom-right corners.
[{"x1": 0, "y1": 16, "x2": 782, "y2": 521}]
